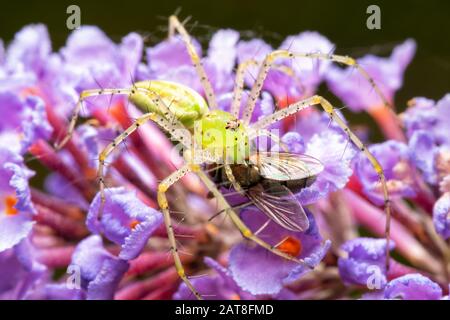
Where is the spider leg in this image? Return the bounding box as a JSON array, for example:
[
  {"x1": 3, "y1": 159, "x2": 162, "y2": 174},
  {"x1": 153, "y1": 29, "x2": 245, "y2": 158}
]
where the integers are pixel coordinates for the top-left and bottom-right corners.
[
  {"x1": 231, "y1": 59, "x2": 304, "y2": 119},
  {"x1": 55, "y1": 88, "x2": 136, "y2": 150},
  {"x1": 248, "y1": 128, "x2": 289, "y2": 152},
  {"x1": 157, "y1": 163, "x2": 203, "y2": 299},
  {"x1": 241, "y1": 50, "x2": 394, "y2": 126},
  {"x1": 230, "y1": 59, "x2": 259, "y2": 118},
  {"x1": 168, "y1": 15, "x2": 217, "y2": 108},
  {"x1": 223, "y1": 164, "x2": 245, "y2": 195},
  {"x1": 55, "y1": 86, "x2": 180, "y2": 150},
  {"x1": 250, "y1": 95, "x2": 392, "y2": 270},
  {"x1": 193, "y1": 167, "x2": 313, "y2": 268},
  {"x1": 97, "y1": 111, "x2": 192, "y2": 219},
  {"x1": 95, "y1": 111, "x2": 200, "y2": 297}
]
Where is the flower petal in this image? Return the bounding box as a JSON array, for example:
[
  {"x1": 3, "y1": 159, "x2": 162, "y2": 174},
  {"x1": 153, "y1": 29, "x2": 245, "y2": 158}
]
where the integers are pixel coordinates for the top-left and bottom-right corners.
[
  {"x1": 87, "y1": 187, "x2": 163, "y2": 259},
  {"x1": 279, "y1": 31, "x2": 334, "y2": 92},
  {"x1": 207, "y1": 29, "x2": 239, "y2": 73},
  {"x1": 433, "y1": 193, "x2": 450, "y2": 240},
  {"x1": 338, "y1": 238, "x2": 394, "y2": 289},
  {"x1": 297, "y1": 130, "x2": 356, "y2": 205},
  {"x1": 326, "y1": 39, "x2": 416, "y2": 111},
  {"x1": 384, "y1": 274, "x2": 442, "y2": 300},
  {"x1": 229, "y1": 208, "x2": 329, "y2": 295},
  {"x1": 356, "y1": 140, "x2": 416, "y2": 205},
  {"x1": 5, "y1": 24, "x2": 51, "y2": 75},
  {"x1": 71, "y1": 235, "x2": 129, "y2": 299}
]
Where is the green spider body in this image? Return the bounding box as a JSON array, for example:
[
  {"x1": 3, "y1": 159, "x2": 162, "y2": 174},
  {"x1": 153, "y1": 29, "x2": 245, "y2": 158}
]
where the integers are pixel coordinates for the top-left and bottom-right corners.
[{"x1": 131, "y1": 80, "x2": 250, "y2": 163}]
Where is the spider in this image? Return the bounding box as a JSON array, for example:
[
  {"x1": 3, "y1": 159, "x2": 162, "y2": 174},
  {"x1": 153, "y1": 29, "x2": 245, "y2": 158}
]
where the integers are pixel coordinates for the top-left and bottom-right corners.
[{"x1": 56, "y1": 15, "x2": 392, "y2": 299}]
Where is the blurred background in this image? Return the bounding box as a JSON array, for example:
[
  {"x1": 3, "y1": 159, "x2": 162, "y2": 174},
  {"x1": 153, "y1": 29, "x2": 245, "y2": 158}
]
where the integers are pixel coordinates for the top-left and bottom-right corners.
[{"x1": 1, "y1": 0, "x2": 449, "y2": 118}]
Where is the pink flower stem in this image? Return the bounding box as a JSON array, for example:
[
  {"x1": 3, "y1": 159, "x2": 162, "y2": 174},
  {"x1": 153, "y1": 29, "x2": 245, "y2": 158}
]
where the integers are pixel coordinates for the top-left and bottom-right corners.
[
  {"x1": 104, "y1": 103, "x2": 174, "y2": 179},
  {"x1": 126, "y1": 252, "x2": 188, "y2": 276},
  {"x1": 141, "y1": 283, "x2": 177, "y2": 300},
  {"x1": 412, "y1": 173, "x2": 437, "y2": 214},
  {"x1": 343, "y1": 189, "x2": 441, "y2": 274},
  {"x1": 31, "y1": 188, "x2": 85, "y2": 221},
  {"x1": 115, "y1": 268, "x2": 179, "y2": 300},
  {"x1": 29, "y1": 140, "x2": 96, "y2": 200},
  {"x1": 113, "y1": 157, "x2": 157, "y2": 200},
  {"x1": 34, "y1": 204, "x2": 89, "y2": 239},
  {"x1": 44, "y1": 102, "x2": 95, "y2": 179},
  {"x1": 368, "y1": 105, "x2": 406, "y2": 142},
  {"x1": 37, "y1": 246, "x2": 76, "y2": 268}
]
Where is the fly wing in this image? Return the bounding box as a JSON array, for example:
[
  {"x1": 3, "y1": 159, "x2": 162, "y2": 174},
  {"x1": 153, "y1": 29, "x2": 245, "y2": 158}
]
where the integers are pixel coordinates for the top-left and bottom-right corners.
[
  {"x1": 249, "y1": 152, "x2": 324, "y2": 181},
  {"x1": 247, "y1": 181, "x2": 309, "y2": 232}
]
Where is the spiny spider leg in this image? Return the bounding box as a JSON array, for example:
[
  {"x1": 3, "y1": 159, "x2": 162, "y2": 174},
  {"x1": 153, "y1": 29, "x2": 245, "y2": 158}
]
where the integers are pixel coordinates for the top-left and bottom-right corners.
[
  {"x1": 223, "y1": 164, "x2": 245, "y2": 195},
  {"x1": 241, "y1": 50, "x2": 394, "y2": 126},
  {"x1": 230, "y1": 59, "x2": 304, "y2": 119},
  {"x1": 95, "y1": 111, "x2": 204, "y2": 298},
  {"x1": 250, "y1": 95, "x2": 392, "y2": 269},
  {"x1": 55, "y1": 86, "x2": 178, "y2": 150},
  {"x1": 157, "y1": 163, "x2": 202, "y2": 299},
  {"x1": 194, "y1": 168, "x2": 313, "y2": 268},
  {"x1": 168, "y1": 15, "x2": 217, "y2": 108},
  {"x1": 97, "y1": 112, "x2": 192, "y2": 220},
  {"x1": 230, "y1": 59, "x2": 259, "y2": 118}
]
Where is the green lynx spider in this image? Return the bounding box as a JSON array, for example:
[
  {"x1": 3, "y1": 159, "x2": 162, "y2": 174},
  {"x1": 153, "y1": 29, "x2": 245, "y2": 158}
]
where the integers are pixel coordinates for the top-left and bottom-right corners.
[{"x1": 56, "y1": 16, "x2": 392, "y2": 299}]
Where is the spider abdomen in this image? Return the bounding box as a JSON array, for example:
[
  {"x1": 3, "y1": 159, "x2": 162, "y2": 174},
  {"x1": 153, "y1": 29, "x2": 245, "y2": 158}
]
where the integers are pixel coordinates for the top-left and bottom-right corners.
[{"x1": 130, "y1": 80, "x2": 208, "y2": 128}]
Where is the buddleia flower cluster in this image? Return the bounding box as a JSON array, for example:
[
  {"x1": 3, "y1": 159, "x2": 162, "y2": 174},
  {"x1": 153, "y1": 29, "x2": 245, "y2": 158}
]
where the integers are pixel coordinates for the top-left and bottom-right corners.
[{"x1": 0, "y1": 22, "x2": 448, "y2": 300}]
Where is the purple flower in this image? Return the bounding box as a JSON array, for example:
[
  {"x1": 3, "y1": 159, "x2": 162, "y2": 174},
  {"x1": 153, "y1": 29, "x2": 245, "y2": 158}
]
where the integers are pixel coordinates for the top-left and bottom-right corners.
[
  {"x1": 33, "y1": 283, "x2": 85, "y2": 300},
  {"x1": 237, "y1": 38, "x2": 302, "y2": 101},
  {"x1": 71, "y1": 235, "x2": 129, "y2": 300},
  {"x1": 408, "y1": 131, "x2": 440, "y2": 185},
  {"x1": 75, "y1": 124, "x2": 120, "y2": 169},
  {"x1": 147, "y1": 36, "x2": 202, "y2": 74},
  {"x1": 0, "y1": 148, "x2": 36, "y2": 252},
  {"x1": 297, "y1": 130, "x2": 356, "y2": 205},
  {"x1": 355, "y1": 140, "x2": 417, "y2": 205},
  {"x1": 279, "y1": 31, "x2": 334, "y2": 94},
  {"x1": 3, "y1": 24, "x2": 51, "y2": 79},
  {"x1": 273, "y1": 131, "x2": 305, "y2": 154},
  {"x1": 2, "y1": 19, "x2": 448, "y2": 301},
  {"x1": 326, "y1": 39, "x2": 416, "y2": 111},
  {"x1": 0, "y1": 91, "x2": 52, "y2": 154},
  {"x1": 87, "y1": 187, "x2": 163, "y2": 260},
  {"x1": 146, "y1": 30, "x2": 237, "y2": 97},
  {"x1": 338, "y1": 238, "x2": 394, "y2": 289},
  {"x1": 384, "y1": 274, "x2": 443, "y2": 300},
  {"x1": 206, "y1": 29, "x2": 240, "y2": 74},
  {"x1": 237, "y1": 32, "x2": 334, "y2": 101},
  {"x1": 228, "y1": 208, "x2": 330, "y2": 295},
  {"x1": 48, "y1": 27, "x2": 144, "y2": 117},
  {"x1": 217, "y1": 90, "x2": 278, "y2": 130},
  {"x1": 44, "y1": 172, "x2": 89, "y2": 210},
  {"x1": 0, "y1": 239, "x2": 47, "y2": 299},
  {"x1": 402, "y1": 94, "x2": 450, "y2": 186},
  {"x1": 433, "y1": 193, "x2": 450, "y2": 240},
  {"x1": 401, "y1": 97, "x2": 437, "y2": 138}
]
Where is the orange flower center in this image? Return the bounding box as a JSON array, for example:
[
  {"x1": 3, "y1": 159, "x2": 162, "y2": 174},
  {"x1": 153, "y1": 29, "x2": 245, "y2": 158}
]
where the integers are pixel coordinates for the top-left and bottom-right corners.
[
  {"x1": 129, "y1": 219, "x2": 140, "y2": 229},
  {"x1": 230, "y1": 294, "x2": 241, "y2": 300},
  {"x1": 4, "y1": 195, "x2": 18, "y2": 216},
  {"x1": 275, "y1": 236, "x2": 302, "y2": 257}
]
